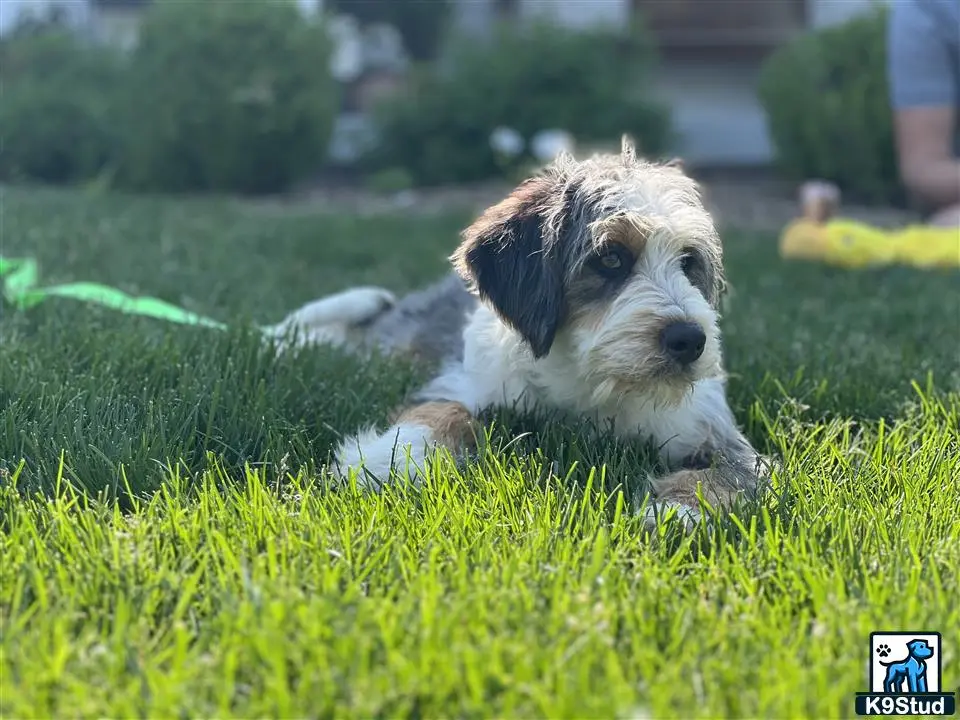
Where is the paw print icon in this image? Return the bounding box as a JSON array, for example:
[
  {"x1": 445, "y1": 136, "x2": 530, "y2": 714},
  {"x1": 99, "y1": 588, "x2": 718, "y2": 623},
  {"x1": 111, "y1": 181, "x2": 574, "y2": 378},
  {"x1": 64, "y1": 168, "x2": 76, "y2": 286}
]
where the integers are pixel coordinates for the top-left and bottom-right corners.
[{"x1": 876, "y1": 643, "x2": 892, "y2": 658}]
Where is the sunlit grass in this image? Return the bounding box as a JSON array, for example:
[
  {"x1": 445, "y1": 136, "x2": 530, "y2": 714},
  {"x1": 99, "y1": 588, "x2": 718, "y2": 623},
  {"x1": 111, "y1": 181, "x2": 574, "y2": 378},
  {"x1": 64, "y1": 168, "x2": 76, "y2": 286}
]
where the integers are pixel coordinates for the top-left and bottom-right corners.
[{"x1": 1, "y1": 186, "x2": 958, "y2": 717}]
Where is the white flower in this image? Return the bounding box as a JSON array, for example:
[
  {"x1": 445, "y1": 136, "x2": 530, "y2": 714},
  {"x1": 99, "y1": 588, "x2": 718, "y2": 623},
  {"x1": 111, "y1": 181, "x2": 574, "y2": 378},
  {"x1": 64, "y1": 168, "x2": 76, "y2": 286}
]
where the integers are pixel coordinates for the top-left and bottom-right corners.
[
  {"x1": 531, "y1": 129, "x2": 575, "y2": 162},
  {"x1": 294, "y1": 0, "x2": 319, "y2": 18},
  {"x1": 489, "y1": 127, "x2": 525, "y2": 158},
  {"x1": 327, "y1": 15, "x2": 363, "y2": 83},
  {"x1": 363, "y1": 23, "x2": 409, "y2": 74}
]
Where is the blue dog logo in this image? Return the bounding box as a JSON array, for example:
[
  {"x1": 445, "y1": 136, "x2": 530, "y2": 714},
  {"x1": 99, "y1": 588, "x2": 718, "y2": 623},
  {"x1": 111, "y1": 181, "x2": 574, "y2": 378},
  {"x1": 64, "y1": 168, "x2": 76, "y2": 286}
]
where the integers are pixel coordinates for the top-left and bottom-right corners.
[
  {"x1": 855, "y1": 631, "x2": 956, "y2": 716},
  {"x1": 880, "y1": 638, "x2": 935, "y2": 694}
]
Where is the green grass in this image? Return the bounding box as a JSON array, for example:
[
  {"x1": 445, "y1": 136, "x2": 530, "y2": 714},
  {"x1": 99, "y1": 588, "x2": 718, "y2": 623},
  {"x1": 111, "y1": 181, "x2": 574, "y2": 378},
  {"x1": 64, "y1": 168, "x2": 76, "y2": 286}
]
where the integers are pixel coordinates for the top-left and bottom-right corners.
[{"x1": 1, "y1": 185, "x2": 959, "y2": 718}]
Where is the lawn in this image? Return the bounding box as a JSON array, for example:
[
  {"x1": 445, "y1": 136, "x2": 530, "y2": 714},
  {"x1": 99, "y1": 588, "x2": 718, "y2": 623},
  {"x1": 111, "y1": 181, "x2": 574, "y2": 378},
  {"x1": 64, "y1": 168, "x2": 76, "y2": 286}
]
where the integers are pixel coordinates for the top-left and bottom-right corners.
[{"x1": 1, "y1": 184, "x2": 958, "y2": 718}]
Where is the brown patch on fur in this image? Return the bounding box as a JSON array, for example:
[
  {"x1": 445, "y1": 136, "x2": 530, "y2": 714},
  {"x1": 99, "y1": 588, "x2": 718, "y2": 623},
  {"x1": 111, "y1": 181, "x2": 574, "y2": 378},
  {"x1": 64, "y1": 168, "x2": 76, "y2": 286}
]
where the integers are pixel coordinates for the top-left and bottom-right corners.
[
  {"x1": 651, "y1": 468, "x2": 745, "y2": 510},
  {"x1": 566, "y1": 302, "x2": 608, "y2": 333},
  {"x1": 592, "y1": 211, "x2": 652, "y2": 259},
  {"x1": 391, "y1": 401, "x2": 480, "y2": 453}
]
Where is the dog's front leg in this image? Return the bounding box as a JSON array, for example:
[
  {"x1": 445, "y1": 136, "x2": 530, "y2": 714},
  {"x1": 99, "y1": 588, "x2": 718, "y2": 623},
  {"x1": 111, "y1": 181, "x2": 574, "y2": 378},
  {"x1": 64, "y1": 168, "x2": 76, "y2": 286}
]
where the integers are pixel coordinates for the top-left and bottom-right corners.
[
  {"x1": 643, "y1": 381, "x2": 766, "y2": 529},
  {"x1": 333, "y1": 401, "x2": 481, "y2": 489},
  {"x1": 645, "y1": 449, "x2": 762, "y2": 530},
  {"x1": 909, "y1": 665, "x2": 927, "y2": 693}
]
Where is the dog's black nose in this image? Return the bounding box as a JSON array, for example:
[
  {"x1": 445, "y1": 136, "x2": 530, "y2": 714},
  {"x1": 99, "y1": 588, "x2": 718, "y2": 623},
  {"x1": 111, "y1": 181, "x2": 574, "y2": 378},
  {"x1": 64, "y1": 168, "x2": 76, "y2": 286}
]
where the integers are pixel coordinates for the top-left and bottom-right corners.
[{"x1": 660, "y1": 321, "x2": 706, "y2": 366}]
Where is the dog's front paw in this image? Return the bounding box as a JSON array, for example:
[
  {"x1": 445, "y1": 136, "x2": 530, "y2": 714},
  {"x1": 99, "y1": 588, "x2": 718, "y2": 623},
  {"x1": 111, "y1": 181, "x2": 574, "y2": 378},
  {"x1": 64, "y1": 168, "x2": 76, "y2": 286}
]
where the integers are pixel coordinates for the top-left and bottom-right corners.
[
  {"x1": 332, "y1": 428, "x2": 390, "y2": 491},
  {"x1": 331, "y1": 425, "x2": 431, "y2": 491},
  {"x1": 640, "y1": 500, "x2": 702, "y2": 533},
  {"x1": 755, "y1": 453, "x2": 781, "y2": 481}
]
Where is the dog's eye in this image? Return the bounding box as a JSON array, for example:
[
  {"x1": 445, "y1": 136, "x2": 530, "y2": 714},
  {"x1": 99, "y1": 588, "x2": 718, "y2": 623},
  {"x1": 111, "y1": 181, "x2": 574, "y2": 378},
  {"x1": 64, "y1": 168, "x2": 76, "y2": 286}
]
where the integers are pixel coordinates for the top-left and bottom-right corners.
[
  {"x1": 600, "y1": 252, "x2": 622, "y2": 269},
  {"x1": 589, "y1": 244, "x2": 633, "y2": 278},
  {"x1": 680, "y1": 252, "x2": 700, "y2": 279}
]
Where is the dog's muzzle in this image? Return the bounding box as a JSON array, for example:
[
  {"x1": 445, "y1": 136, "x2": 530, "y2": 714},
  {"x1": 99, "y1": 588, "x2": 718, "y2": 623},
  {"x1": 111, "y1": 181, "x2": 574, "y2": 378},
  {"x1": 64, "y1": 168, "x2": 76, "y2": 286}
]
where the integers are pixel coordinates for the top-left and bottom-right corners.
[{"x1": 660, "y1": 321, "x2": 706, "y2": 367}]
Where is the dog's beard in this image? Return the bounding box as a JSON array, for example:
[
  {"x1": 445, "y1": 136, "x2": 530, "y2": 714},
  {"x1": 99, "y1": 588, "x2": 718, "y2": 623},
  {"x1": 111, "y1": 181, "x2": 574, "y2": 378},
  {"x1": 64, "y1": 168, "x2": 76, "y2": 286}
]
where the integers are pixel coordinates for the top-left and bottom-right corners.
[
  {"x1": 585, "y1": 373, "x2": 694, "y2": 410},
  {"x1": 579, "y1": 343, "x2": 701, "y2": 408},
  {"x1": 572, "y1": 308, "x2": 724, "y2": 409}
]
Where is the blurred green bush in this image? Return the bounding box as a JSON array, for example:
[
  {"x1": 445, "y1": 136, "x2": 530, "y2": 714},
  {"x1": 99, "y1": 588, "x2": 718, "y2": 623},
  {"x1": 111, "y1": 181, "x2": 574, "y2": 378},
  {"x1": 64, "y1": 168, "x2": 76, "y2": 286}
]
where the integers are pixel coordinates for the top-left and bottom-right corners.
[
  {"x1": 118, "y1": 0, "x2": 338, "y2": 195},
  {"x1": 364, "y1": 20, "x2": 673, "y2": 187},
  {"x1": 0, "y1": 28, "x2": 125, "y2": 184},
  {"x1": 758, "y1": 6, "x2": 903, "y2": 206}
]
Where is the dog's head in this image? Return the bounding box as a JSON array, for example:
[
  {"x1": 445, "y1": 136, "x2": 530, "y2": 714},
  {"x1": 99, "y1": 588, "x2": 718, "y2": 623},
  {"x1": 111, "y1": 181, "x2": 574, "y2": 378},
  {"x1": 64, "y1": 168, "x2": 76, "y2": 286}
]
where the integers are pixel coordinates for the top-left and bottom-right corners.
[
  {"x1": 452, "y1": 136, "x2": 725, "y2": 406},
  {"x1": 907, "y1": 640, "x2": 934, "y2": 660}
]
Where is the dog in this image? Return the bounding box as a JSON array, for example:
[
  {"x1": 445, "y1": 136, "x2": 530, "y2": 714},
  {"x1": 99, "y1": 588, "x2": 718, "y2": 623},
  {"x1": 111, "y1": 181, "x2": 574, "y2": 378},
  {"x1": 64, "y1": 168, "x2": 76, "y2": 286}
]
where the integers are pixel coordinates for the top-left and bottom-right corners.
[
  {"x1": 881, "y1": 639, "x2": 934, "y2": 693},
  {"x1": 275, "y1": 137, "x2": 769, "y2": 527}
]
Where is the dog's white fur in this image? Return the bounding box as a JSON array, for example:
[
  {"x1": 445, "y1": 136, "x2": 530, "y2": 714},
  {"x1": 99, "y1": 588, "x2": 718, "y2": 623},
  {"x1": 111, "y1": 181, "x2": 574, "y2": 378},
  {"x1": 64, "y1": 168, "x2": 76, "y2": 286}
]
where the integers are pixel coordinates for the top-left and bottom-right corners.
[
  {"x1": 336, "y1": 302, "x2": 744, "y2": 525},
  {"x1": 288, "y1": 139, "x2": 766, "y2": 528},
  {"x1": 262, "y1": 286, "x2": 396, "y2": 352}
]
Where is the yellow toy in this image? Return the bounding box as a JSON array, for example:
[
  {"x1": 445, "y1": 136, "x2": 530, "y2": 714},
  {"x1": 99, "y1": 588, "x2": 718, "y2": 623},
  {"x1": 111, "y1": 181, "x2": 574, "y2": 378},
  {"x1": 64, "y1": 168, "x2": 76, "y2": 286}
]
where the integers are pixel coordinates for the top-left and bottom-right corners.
[{"x1": 779, "y1": 181, "x2": 960, "y2": 269}]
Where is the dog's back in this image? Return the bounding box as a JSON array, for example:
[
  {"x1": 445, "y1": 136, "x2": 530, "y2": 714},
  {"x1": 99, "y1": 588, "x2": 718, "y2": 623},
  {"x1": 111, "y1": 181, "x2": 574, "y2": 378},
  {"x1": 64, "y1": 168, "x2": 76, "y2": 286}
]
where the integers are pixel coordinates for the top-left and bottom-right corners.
[{"x1": 362, "y1": 272, "x2": 477, "y2": 365}]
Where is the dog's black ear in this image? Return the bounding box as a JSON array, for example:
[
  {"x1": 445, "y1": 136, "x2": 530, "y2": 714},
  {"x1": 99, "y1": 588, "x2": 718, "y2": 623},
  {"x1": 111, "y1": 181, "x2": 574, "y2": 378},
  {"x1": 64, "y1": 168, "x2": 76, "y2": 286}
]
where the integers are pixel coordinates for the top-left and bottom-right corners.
[{"x1": 451, "y1": 177, "x2": 565, "y2": 358}]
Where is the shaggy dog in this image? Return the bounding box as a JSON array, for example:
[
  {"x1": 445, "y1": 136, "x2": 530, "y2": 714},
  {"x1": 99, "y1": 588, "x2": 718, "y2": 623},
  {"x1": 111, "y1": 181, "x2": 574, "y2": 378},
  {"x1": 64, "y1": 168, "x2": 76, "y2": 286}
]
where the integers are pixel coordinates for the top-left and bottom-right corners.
[{"x1": 269, "y1": 138, "x2": 769, "y2": 526}]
